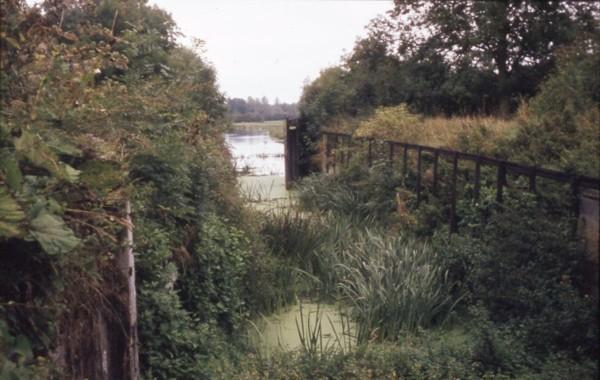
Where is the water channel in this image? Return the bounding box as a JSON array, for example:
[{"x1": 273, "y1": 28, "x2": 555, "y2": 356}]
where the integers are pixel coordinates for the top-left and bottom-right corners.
[
  {"x1": 225, "y1": 128, "x2": 353, "y2": 354},
  {"x1": 225, "y1": 130, "x2": 288, "y2": 206}
]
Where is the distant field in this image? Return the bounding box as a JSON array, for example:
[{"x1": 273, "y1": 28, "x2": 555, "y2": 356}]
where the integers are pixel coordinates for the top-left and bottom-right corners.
[{"x1": 232, "y1": 120, "x2": 286, "y2": 141}]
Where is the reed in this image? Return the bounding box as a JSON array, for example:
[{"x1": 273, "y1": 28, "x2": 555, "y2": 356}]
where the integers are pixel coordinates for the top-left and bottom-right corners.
[{"x1": 337, "y1": 231, "x2": 459, "y2": 344}]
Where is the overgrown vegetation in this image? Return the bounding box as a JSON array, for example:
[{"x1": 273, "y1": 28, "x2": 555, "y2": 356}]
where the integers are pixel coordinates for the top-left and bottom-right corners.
[
  {"x1": 0, "y1": 0, "x2": 265, "y2": 377},
  {"x1": 1, "y1": 0, "x2": 598, "y2": 379}
]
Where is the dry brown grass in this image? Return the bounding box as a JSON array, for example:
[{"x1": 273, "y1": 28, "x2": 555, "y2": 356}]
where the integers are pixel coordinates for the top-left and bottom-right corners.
[{"x1": 350, "y1": 105, "x2": 517, "y2": 155}]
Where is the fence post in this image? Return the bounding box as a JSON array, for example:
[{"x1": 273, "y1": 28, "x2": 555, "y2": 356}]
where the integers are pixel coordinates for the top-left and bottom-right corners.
[
  {"x1": 571, "y1": 177, "x2": 580, "y2": 236},
  {"x1": 416, "y1": 146, "x2": 422, "y2": 206},
  {"x1": 333, "y1": 135, "x2": 339, "y2": 174},
  {"x1": 120, "y1": 201, "x2": 139, "y2": 380},
  {"x1": 346, "y1": 136, "x2": 352, "y2": 164},
  {"x1": 496, "y1": 163, "x2": 506, "y2": 203},
  {"x1": 450, "y1": 153, "x2": 458, "y2": 233},
  {"x1": 388, "y1": 142, "x2": 394, "y2": 165},
  {"x1": 321, "y1": 134, "x2": 329, "y2": 173},
  {"x1": 529, "y1": 168, "x2": 537, "y2": 193},
  {"x1": 402, "y1": 145, "x2": 408, "y2": 178},
  {"x1": 474, "y1": 157, "x2": 481, "y2": 200},
  {"x1": 432, "y1": 150, "x2": 439, "y2": 196},
  {"x1": 367, "y1": 139, "x2": 373, "y2": 167}
]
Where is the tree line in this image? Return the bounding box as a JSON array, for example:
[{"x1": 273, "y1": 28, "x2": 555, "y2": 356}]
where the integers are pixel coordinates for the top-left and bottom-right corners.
[
  {"x1": 299, "y1": 0, "x2": 600, "y2": 126},
  {"x1": 227, "y1": 97, "x2": 298, "y2": 122}
]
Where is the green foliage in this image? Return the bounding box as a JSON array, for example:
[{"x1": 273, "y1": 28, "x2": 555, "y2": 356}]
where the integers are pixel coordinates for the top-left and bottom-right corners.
[
  {"x1": 1, "y1": 0, "x2": 240, "y2": 377},
  {"x1": 0, "y1": 186, "x2": 24, "y2": 238},
  {"x1": 298, "y1": 0, "x2": 599, "y2": 144},
  {"x1": 28, "y1": 208, "x2": 80, "y2": 256},
  {"x1": 431, "y1": 191, "x2": 598, "y2": 362},
  {"x1": 511, "y1": 45, "x2": 600, "y2": 176},
  {"x1": 136, "y1": 224, "x2": 233, "y2": 380},
  {"x1": 338, "y1": 232, "x2": 457, "y2": 343},
  {"x1": 298, "y1": 162, "x2": 401, "y2": 224},
  {"x1": 178, "y1": 214, "x2": 250, "y2": 334},
  {"x1": 0, "y1": 320, "x2": 55, "y2": 380}
]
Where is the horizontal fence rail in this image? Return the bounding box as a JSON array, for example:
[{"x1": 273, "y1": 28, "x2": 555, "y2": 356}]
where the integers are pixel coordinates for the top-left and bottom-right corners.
[{"x1": 321, "y1": 130, "x2": 600, "y2": 233}]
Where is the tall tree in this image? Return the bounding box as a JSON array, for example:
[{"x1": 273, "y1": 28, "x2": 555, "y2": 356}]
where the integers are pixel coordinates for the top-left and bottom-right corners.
[{"x1": 391, "y1": 0, "x2": 600, "y2": 113}]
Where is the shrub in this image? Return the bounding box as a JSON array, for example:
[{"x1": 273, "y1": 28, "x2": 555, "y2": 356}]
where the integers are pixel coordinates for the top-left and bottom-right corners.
[{"x1": 177, "y1": 213, "x2": 250, "y2": 334}]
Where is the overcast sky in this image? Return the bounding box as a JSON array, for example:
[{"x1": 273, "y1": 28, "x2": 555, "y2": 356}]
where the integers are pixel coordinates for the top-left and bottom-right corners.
[{"x1": 149, "y1": 0, "x2": 392, "y2": 103}]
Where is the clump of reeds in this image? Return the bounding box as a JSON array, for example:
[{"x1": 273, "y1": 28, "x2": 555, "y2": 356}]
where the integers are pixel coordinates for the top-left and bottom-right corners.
[{"x1": 337, "y1": 231, "x2": 458, "y2": 344}]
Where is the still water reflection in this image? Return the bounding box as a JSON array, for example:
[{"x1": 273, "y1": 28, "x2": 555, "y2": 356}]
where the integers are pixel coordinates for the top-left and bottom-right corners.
[{"x1": 225, "y1": 132, "x2": 285, "y2": 176}]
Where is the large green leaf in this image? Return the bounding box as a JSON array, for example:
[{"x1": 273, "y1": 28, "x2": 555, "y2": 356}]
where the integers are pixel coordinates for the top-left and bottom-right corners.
[
  {"x1": 0, "y1": 150, "x2": 22, "y2": 192},
  {"x1": 14, "y1": 130, "x2": 79, "y2": 183},
  {"x1": 44, "y1": 132, "x2": 83, "y2": 158},
  {"x1": 29, "y1": 209, "x2": 80, "y2": 255},
  {"x1": 0, "y1": 186, "x2": 25, "y2": 238}
]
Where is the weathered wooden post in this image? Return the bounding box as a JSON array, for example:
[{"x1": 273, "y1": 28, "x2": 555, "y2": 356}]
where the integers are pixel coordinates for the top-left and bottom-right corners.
[
  {"x1": 285, "y1": 118, "x2": 300, "y2": 188},
  {"x1": 578, "y1": 189, "x2": 599, "y2": 299},
  {"x1": 529, "y1": 167, "x2": 537, "y2": 193},
  {"x1": 367, "y1": 139, "x2": 373, "y2": 167},
  {"x1": 474, "y1": 157, "x2": 481, "y2": 200},
  {"x1": 432, "y1": 150, "x2": 439, "y2": 196},
  {"x1": 496, "y1": 163, "x2": 506, "y2": 203},
  {"x1": 402, "y1": 145, "x2": 408, "y2": 178},
  {"x1": 416, "y1": 146, "x2": 422, "y2": 206},
  {"x1": 119, "y1": 200, "x2": 139, "y2": 380},
  {"x1": 450, "y1": 153, "x2": 459, "y2": 233}
]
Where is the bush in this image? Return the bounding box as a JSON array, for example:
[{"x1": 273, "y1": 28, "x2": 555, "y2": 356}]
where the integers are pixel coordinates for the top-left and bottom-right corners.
[
  {"x1": 432, "y1": 191, "x2": 598, "y2": 363},
  {"x1": 177, "y1": 214, "x2": 250, "y2": 334}
]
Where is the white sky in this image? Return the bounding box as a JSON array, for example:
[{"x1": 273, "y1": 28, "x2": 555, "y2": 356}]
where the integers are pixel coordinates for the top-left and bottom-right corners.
[{"x1": 149, "y1": 0, "x2": 392, "y2": 103}]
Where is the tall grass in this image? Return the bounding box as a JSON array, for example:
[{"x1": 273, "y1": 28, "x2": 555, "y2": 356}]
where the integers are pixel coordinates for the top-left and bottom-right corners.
[
  {"x1": 349, "y1": 104, "x2": 517, "y2": 156},
  {"x1": 297, "y1": 165, "x2": 399, "y2": 225},
  {"x1": 337, "y1": 231, "x2": 458, "y2": 344},
  {"x1": 259, "y1": 207, "x2": 361, "y2": 297}
]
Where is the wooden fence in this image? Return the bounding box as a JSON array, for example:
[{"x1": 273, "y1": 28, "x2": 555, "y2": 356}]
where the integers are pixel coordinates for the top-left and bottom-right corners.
[{"x1": 321, "y1": 131, "x2": 600, "y2": 235}]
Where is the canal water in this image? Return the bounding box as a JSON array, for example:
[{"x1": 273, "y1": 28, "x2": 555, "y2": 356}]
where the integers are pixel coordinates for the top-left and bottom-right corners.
[
  {"x1": 225, "y1": 131, "x2": 288, "y2": 205},
  {"x1": 225, "y1": 129, "x2": 353, "y2": 354}
]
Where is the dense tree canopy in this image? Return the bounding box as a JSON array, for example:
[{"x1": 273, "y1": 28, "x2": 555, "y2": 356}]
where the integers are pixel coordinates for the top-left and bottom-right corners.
[{"x1": 299, "y1": 0, "x2": 600, "y2": 126}]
